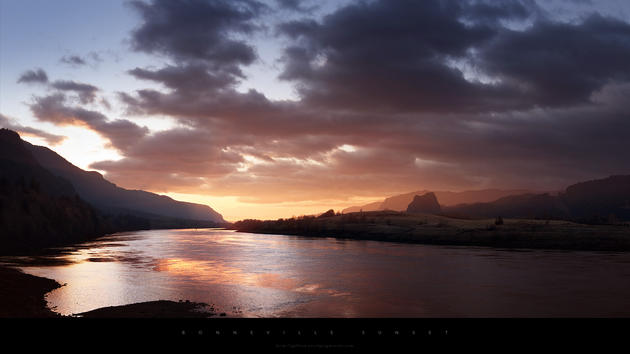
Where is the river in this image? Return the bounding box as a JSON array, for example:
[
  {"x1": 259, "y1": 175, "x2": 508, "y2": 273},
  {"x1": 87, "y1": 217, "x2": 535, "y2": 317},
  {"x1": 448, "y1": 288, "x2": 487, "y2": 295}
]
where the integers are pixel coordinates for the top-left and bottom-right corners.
[{"x1": 4, "y1": 228, "x2": 630, "y2": 317}]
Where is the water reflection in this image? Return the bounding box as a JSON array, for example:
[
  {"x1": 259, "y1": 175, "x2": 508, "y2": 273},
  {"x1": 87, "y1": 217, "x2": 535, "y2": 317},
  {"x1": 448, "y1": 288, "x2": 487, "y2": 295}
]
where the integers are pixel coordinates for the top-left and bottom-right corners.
[
  {"x1": 153, "y1": 258, "x2": 295, "y2": 289},
  {"x1": 5, "y1": 228, "x2": 630, "y2": 317}
]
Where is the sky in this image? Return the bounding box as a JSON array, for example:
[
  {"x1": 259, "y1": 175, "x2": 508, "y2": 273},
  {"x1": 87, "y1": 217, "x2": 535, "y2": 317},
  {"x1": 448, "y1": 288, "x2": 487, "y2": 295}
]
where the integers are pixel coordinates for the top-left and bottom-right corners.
[{"x1": 1, "y1": 0, "x2": 630, "y2": 221}]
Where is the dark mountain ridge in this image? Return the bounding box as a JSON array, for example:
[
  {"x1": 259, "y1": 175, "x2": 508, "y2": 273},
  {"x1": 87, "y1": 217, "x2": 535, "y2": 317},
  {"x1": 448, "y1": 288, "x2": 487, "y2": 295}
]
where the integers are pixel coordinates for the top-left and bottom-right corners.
[
  {"x1": 343, "y1": 188, "x2": 533, "y2": 213},
  {"x1": 561, "y1": 175, "x2": 630, "y2": 222},
  {"x1": 1, "y1": 129, "x2": 107, "y2": 253},
  {"x1": 0, "y1": 128, "x2": 226, "y2": 254},
  {"x1": 24, "y1": 142, "x2": 225, "y2": 223},
  {"x1": 443, "y1": 193, "x2": 571, "y2": 219},
  {"x1": 441, "y1": 175, "x2": 630, "y2": 222}
]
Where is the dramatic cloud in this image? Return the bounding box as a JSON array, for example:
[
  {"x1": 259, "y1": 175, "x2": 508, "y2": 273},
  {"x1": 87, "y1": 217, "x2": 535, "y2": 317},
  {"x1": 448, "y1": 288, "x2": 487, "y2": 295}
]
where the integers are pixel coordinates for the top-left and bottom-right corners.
[
  {"x1": 127, "y1": 0, "x2": 266, "y2": 76},
  {"x1": 460, "y1": 0, "x2": 535, "y2": 26},
  {"x1": 275, "y1": 0, "x2": 318, "y2": 13},
  {"x1": 29, "y1": 93, "x2": 148, "y2": 150},
  {"x1": 128, "y1": 63, "x2": 237, "y2": 93},
  {"x1": 90, "y1": 127, "x2": 243, "y2": 192},
  {"x1": 15, "y1": 0, "x2": 630, "y2": 209},
  {"x1": 50, "y1": 80, "x2": 100, "y2": 104},
  {"x1": 17, "y1": 68, "x2": 48, "y2": 84},
  {"x1": 477, "y1": 13, "x2": 630, "y2": 107}
]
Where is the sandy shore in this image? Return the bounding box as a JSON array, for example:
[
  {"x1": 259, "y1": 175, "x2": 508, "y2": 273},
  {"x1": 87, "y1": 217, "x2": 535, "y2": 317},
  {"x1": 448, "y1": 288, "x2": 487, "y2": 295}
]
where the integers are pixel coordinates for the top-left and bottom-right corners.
[{"x1": 0, "y1": 266, "x2": 221, "y2": 318}]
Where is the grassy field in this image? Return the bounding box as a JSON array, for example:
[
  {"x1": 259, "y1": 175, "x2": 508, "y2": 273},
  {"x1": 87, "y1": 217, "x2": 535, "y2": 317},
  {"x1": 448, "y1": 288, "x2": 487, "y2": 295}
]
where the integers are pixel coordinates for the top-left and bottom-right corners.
[{"x1": 233, "y1": 211, "x2": 630, "y2": 251}]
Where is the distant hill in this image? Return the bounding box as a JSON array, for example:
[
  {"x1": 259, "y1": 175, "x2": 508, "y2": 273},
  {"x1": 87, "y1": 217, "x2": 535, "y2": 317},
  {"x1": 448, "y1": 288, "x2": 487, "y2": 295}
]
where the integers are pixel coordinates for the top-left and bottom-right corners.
[
  {"x1": 343, "y1": 189, "x2": 532, "y2": 213},
  {"x1": 406, "y1": 192, "x2": 441, "y2": 214},
  {"x1": 341, "y1": 201, "x2": 382, "y2": 213},
  {"x1": 561, "y1": 175, "x2": 630, "y2": 222},
  {"x1": 443, "y1": 193, "x2": 571, "y2": 219},
  {"x1": 343, "y1": 176, "x2": 630, "y2": 223},
  {"x1": 24, "y1": 141, "x2": 225, "y2": 223},
  {"x1": 442, "y1": 176, "x2": 630, "y2": 222}
]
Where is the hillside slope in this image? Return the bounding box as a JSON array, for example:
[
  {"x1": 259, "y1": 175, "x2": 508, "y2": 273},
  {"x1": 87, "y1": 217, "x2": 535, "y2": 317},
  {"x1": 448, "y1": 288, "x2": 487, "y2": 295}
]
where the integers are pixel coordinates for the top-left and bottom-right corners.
[
  {"x1": 25, "y1": 142, "x2": 225, "y2": 223},
  {"x1": 343, "y1": 189, "x2": 532, "y2": 213},
  {"x1": 0, "y1": 129, "x2": 107, "y2": 253}
]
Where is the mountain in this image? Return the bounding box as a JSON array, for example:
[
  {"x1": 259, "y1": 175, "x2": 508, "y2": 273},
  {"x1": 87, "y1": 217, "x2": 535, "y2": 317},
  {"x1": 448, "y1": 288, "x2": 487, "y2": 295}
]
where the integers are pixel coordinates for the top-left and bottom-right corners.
[
  {"x1": 24, "y1": 142, "x2": 225, "y2": 223},
  {"x1": 381, "y1": 191, "x2": 428, "y2": 211},
  {"x1": 342, "y1": 201, "x2": 383, "y2": 213},
  {"x1": 406, "y1": 192, "x2": 441, "y2": 214},
  {"x1": 1, "y1": 128, "x2": 228, "y2": 253},
  {"x1": 341, "y1": 175, "x2": 630, "y2": 223},
  {"x1": 0, "y1": 129, "x2": 75, "y2": 197},
  {"x1": 0, "y1": 129, "x2": 107, "y2": 253},
  {"x1": 442, "y1": 175, "x2": 630, "y2": 222},
  {"x1": 561, "y1": 175, "x2": 630, "y2": 222},
  {"x1": 343, "y1": 189, "x2": 531, "y2": 213},
  {"x1": 443, "y1": 193, "x2": 570, "y2": 219}
]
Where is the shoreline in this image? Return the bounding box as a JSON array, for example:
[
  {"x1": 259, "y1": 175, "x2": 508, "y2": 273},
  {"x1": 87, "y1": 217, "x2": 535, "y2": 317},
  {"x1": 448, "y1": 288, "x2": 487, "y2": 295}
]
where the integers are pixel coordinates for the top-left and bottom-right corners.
[
  {"x1": 4, "y1": 216, "x2": 630, "y2": 318},
  {"x1": 233, "y1": 212, "x2": 630, "y2": 252},
  {"x1": 0, "y1": 227, "x2": 230, "y2": 319},
  {"x1": 0, "y1": 266, "x2": 222, "y2": 318},
  {"x1": 78, "y1": 300, "x2": 221, "y2": 318},
  {"x1": 0, "y1": 266, "x2": 61, "y2": 318},
  {"x1": 234, "y1": 228, "x2": 630, "y2": 252}
]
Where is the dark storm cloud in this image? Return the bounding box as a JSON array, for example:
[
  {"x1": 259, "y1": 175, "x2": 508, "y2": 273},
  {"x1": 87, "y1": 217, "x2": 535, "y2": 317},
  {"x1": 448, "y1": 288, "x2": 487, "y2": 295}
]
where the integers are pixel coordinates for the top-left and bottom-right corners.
[
  {"x1": 275, "y1": 0, "x2": 318, "y2": 13},
  {"x1": 461, "y1": 0, "x2": 536, "y2": 25},
  {"x1": 29, "y1": 93, "x2": 148, "y2": 150},
  {"x1": 275, "y1": 19, "x2": 319, "y2": 39},
  {"x1": 127, "y1": 0, "x2": 266, "y2": 75},
  {"x1": 17, "y1": 69, "x2": 49, "y2": 84},
  {"x1": 128, "y1": 64, "x2": 236, "y2": 93},
  {"x1": 50, "y1": 80, "x2": 100, "y2": 104},
  {"x1": 80, "y1": 0, "x2": 630, "y2": 202},
  {"x1": 275, "y1": 0, "x2": 630, "y2": 112},
  {"x1": 116, "y1": 84, "x2": 397, "y2": 145},
  {"x1": 477, "y1": 13, "x2": 630, "y2": 107},
  {"x1": 275, "y1": 0, "x2": 520, "y2": 113}
]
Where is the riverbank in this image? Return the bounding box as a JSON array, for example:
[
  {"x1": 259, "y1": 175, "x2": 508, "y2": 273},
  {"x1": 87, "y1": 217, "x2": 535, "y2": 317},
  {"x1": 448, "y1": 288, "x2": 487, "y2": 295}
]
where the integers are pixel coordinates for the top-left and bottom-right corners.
[
  {"x1": 0, "y1": 266, "x2": 221, "y2": 318},
  {"x1": 0, "y1": 266, "x2": 61, "y2": 317},
  {"x1": 233, "y1": 211, "x2": 630, "y2": 252},
  {"x1": 78, "y1": 300, "x2": 220, "y2": 318}
]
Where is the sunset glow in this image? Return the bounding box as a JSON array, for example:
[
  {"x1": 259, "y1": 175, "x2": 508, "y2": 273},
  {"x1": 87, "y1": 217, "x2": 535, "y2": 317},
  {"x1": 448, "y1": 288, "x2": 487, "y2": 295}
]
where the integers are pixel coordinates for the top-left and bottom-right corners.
[{"x1": 2, "y1": 0, "x2": 630, "y2": 220}]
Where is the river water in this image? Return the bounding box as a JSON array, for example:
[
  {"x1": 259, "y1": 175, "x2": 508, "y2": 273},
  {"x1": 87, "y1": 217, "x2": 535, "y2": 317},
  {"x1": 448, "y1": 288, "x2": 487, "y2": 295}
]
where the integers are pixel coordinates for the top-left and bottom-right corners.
[{"x1": 4, "y1": 228, "x2": 630, "y2": 317}]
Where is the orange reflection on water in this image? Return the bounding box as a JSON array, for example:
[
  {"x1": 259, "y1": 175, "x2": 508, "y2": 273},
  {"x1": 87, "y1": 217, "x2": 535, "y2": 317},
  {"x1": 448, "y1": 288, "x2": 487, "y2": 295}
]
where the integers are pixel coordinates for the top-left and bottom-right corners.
[
  {"x1": 154, "y1": 258, "x2": 298, "y2": 291},
  {"x1": 153, "y1": 258, "x2": 349, "y2": 297}
]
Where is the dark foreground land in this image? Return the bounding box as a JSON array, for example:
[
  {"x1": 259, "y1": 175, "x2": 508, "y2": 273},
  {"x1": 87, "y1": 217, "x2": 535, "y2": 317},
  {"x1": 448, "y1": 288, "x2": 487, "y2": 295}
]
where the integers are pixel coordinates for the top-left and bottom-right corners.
[
  {"x1": 78, "y1": 300, "x2": 218, "y2": 318},
  {"x1": 0, "y1": 266, "x2": 217, "y2": 318},
  {"x1": 0, "y1": 266, "x2": 61, "y2": 317},
  {"x1": 234, "y1": 211, "x2": 630, "y2": 252}
]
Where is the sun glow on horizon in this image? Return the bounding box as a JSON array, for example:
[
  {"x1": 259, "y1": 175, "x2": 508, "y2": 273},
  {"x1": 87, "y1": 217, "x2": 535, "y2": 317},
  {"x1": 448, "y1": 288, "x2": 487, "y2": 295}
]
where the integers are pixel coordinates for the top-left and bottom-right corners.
[
  {"x1": 164, "y1": 192, "x2": 382, "y2": 222},
  {"x1": 20, "y1": 126, "x2": 123, "y2": 171}
]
